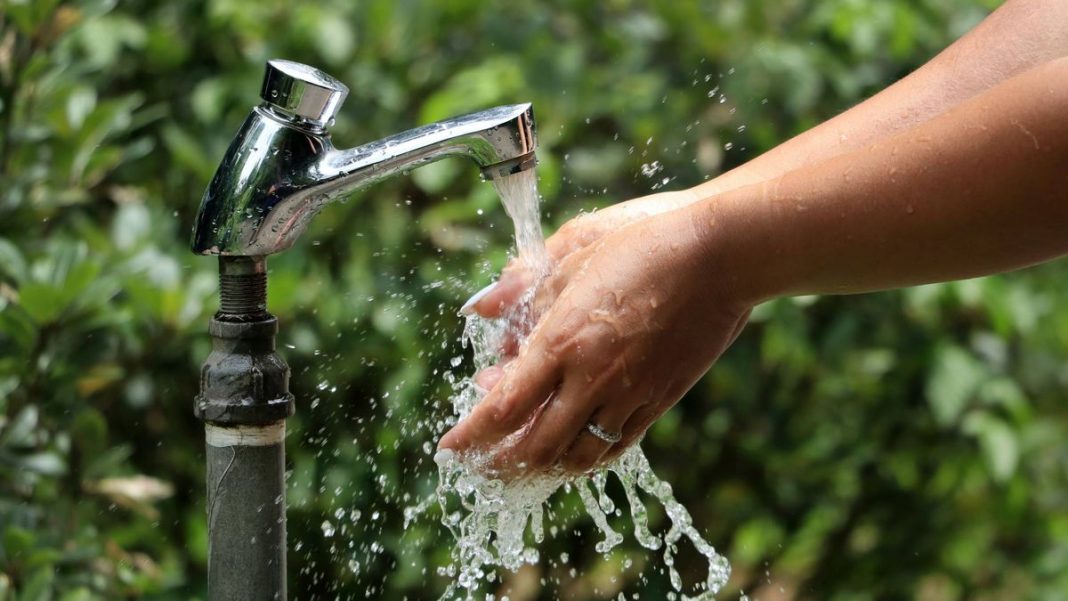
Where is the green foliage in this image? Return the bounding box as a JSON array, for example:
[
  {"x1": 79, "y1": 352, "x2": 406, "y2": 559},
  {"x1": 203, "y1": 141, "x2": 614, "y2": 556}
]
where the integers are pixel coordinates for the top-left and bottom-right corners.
[{"x1": 2, "y1": 0, "x2": 1066, "y2": 600}]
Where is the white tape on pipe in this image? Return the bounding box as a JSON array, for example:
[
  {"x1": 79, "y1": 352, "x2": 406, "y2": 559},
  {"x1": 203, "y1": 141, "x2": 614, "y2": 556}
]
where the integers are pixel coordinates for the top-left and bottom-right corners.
[{"x1": 206, "y1": 422, "x2": 286, "y2": 447}]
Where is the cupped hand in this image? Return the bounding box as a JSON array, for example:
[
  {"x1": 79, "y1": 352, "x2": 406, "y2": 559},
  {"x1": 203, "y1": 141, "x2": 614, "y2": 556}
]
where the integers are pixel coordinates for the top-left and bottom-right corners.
[
  {"x1": 461, "y1": 189, "x2": 700, "y2": 319},
  {"x1": 439, "y1": 200, "x2": 754, "y2": 475}
]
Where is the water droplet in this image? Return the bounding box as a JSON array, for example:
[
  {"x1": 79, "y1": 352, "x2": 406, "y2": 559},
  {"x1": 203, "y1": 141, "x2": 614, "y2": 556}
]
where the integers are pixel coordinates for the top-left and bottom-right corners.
[{"x1": 640, "y1": 161, "x2": 663, "y2": 178}]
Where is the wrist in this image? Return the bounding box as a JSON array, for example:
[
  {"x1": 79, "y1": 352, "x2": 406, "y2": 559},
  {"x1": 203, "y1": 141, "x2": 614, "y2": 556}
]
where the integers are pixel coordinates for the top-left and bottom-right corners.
[
  {"x1": 627, "y1": 188, "x2": 703, "y2": 216},
  {"x1": 682, "y1": 182, "x2": 799, "y2": 306}
]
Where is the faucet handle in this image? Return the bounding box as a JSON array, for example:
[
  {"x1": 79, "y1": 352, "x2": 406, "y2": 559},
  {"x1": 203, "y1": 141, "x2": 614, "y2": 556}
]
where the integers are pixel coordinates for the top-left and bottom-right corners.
[{"x1": 260, "y1": 59, "x2": 349, "y2": 129}]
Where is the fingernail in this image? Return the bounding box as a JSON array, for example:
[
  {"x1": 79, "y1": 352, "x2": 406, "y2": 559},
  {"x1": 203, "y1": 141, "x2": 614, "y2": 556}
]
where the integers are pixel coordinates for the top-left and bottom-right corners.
[
  {"x1": 460, "y1": 282, "x2": 497, "y2": 315},
  {"x1": 437, "y1": 430, "x2": 459, "y2": 450}
]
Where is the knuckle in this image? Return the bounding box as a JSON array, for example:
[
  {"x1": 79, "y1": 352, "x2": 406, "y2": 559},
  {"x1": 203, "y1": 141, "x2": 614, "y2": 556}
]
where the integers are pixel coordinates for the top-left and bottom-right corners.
[
  {"x1": 501, "y1": 258, "x2": 524, "y2": 277},
  {"x1": 600, "y1": 447, "x2": 621, "y2": 463},
  {"x1": 490, "y1": 401, "x2": 510, "y2": 424},
  {"x1": 543, "y1": 327, "x2": 578, "y2": 357},
  {"x1": 490, "y1": 397, "x2": 521, "y2": 428},
  {"x1": 603, "y1": 439, "x2": 634, "y2": 462},
  {"x1": 542, "y1": 315, "x2": 597, "y2": 356},
  {"x1": 561, "y1": 451, "x2": 597, "y2": 473},
  {"x1": 526, "y1": 445, "x2": 558, "y2": 470}
]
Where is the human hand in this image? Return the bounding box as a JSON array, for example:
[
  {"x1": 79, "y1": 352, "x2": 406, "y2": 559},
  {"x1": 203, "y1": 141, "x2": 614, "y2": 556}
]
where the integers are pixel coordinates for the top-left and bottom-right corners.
[
  {"x1": 461, "y1": 189, "x2": 700, "y2": 319},
  {"x1": 440, "y1": 199, "x2": 754, "y2": 474}
]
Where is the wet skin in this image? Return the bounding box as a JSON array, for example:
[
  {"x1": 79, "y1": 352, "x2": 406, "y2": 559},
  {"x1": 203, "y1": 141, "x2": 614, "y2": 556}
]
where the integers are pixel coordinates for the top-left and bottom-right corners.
[{"x1": 440, "y1": 50, "x2": 1068, "y2": 474}]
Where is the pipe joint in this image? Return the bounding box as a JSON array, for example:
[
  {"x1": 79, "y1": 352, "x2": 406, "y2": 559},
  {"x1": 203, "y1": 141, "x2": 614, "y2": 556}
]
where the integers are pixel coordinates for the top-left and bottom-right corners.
[{"x1": 196, "y1": 257, "x2": 294, "y2": 426}]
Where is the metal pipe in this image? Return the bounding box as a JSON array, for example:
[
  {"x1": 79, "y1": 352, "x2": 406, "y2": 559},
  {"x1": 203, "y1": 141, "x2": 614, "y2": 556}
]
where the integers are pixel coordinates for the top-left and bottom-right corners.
[
  {"x1": 190, "y1": 60, "x2": 539, "y2": 597},
  {"x1": 205, "y1": 422, "x2": 287, "y2": 600},
  {"x1": 196, "y1": 256, "x2": 294, "y2": 601}
]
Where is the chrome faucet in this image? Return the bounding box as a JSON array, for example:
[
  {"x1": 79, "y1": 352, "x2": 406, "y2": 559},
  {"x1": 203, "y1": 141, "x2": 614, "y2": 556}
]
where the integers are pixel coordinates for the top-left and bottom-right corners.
[
  {"x1": 190, "y1": 60, "x2": 537, "y2": 601},
  {"x1": 191, "y1": 59, "x2": 537, "y2": 257}
]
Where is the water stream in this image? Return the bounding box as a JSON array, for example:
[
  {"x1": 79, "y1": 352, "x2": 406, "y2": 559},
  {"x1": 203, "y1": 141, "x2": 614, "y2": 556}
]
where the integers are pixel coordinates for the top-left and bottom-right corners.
[{"x1": 432, "y1": 169, "x2": 731, "y2": 599}]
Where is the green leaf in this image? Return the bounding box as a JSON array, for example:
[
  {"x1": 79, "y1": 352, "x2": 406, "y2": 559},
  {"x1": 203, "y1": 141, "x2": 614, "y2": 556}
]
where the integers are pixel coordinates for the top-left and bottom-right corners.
[
  {"x1": 732, "y1": 517, "x2": 785, "y2": 564},
  {"x1": 65, "y1": 87, "x2": 97, "y2": 131},
  {"x1": 57, "y1": 589, "x2": 92, "y2": 601},
  {"x1": 962, "y1": 412, "x2": 1019, "y2": 482},
  {"x1": 3, "y1": 526, "x2": 37, "y2": 555},
  {"x1": 161, "y1": 124, "x2": 215, "y2": 182},
  {"x1": 314, "y1": 16, "x2": 356, "y2": 65},
  {"x1": 0, "y1": 239, "x2": 28, "y2": 283},
  {"x1": 0, "y1": 304, "x2": 37, "y2": 354},
  {"x1": 191, "y1": 78, "x2": 228, "y2": 124},
  {"x1": 82, "y1": 445, "x2": 132, "y2": 481},
  {"x1": 926, "y1": 345, "x2": 986, "y2": 426},
  {"x1": 19, "y1": 453, "x2": 66, "y2": 476},
  {"x1": 1, "y1": 406, "x2": 38, "y2": 448},
  {"x1": 71, "y1": 409, "x2": 108, "y2": 456},
  {"x1": 15, "y1": 567, "x2": 53, "y2": 601},
  {"x1": 111, "y1": 203, "x2": 151, "y2": 250},
  {"x1": 411, "y1": 159, "x2": 462, "y2": 194},
  {"x1": 59, "y1": 260, "x2": 103, "y2": 308},
  {"x1": 17, "y1": 282, "x2": 64, "y2": 324},
  {"x1": 5, "y1": 0, "x2": 61, "y2": 34},
  {"x1": 70, "y1": 95, "x2": 142, "y2": 183},
  {"x1": 419, "y1": 57, "x2": 525, "y2": 123},
  {"x1": 76, "y1": 14, "x2": 148, "y2": 68}
]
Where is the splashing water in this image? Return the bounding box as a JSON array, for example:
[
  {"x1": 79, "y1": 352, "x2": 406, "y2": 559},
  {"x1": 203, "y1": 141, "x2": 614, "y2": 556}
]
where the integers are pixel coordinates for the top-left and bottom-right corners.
[{"x1": 432, "y1": 168, "x2": 731, "y2": 599}]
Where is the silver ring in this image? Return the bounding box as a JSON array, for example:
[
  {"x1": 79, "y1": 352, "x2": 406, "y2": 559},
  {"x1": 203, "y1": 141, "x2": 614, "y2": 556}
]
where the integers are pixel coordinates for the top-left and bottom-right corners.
[{"x1": 585, "y1": 421, "x2": 622, "y2": 444}]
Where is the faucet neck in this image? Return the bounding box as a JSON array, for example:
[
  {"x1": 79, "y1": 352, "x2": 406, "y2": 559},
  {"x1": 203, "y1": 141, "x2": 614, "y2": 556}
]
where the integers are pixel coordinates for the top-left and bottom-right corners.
[{"x1": 191, "y1": 61, "x2": 537, "y2": 258}]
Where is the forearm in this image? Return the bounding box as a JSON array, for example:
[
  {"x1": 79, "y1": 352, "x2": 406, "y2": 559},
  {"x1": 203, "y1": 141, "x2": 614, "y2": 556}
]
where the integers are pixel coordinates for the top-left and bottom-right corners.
[
  {"x1": 697, "y1": 57, "x2": 1068, "y2": 302},
  {"x1": 691, "y1": 0, "x2": 1068, "y2": 200}
]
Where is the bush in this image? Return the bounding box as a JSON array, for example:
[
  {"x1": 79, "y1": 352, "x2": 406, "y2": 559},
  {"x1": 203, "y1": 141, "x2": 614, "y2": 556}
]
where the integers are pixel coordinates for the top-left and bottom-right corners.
[{"x1": 3, "y1": 1, "x2": 1066, "y2": 599}]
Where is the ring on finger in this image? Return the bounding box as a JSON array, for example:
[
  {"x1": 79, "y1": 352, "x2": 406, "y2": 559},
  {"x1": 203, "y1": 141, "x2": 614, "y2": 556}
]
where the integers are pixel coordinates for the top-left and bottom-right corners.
[{"x1": 585, "y1": 421, "x2": 622, "y2": 444}]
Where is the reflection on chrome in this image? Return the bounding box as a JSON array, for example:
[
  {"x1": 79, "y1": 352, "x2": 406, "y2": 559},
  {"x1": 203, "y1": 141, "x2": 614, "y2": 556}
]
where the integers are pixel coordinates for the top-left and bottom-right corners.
[{"x1": 192, "y1": 59, "x2": 537, "y2": 257}]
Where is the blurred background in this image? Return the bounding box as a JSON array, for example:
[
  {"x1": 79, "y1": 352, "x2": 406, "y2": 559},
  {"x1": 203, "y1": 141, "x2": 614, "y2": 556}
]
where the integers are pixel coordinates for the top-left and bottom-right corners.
[{"x1": 3, "y1": 0, "x2": 1068, "y2": 599}]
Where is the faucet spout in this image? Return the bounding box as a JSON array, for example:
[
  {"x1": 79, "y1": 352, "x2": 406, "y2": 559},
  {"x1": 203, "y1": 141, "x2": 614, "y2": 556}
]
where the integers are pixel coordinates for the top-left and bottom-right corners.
[{"x1": 191, "y1": 60, "x2": 537, "y2": 257}]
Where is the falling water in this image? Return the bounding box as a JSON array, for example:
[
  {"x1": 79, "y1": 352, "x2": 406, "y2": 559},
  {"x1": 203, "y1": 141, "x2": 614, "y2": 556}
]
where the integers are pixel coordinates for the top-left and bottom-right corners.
[
  {"x1": 433, "y1": 169, "x2": 731, "y2": 599},
  {"x1": 490, "y1": 169, "x2": 550, "y2": 282}
]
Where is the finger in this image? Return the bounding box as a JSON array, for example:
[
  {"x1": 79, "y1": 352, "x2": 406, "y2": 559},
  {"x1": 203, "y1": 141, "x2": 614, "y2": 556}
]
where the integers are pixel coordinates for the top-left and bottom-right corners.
[
  {"x1": 459, "y1": 281, "x2": 499, "y2": 315},
  {"x1": 602, "y1": 402, "x2": 664, "y2": 463},
  {"x1": 545, "y1": 212, "x2": 607, "y2": 261},
  {"x1": 532, "y1": 243, "x2": 597, "y2": 316},
  {"x1": 544, "y1": 224, "x2": 588, "y2": 263},
  {"x1": 559, "y1": 401, "x2": 634, "y2": 474},
  {"x1": 495, "y1": 325, "x2": 523, "y2": 359},
  {"x1": 463, "y1": 265, "x2": 533, "y2": 318},
  {"x1": 493, "y1": 374, "x2": 599, "y2": 473},
  {"x1": 544, "y1": 235, "x2": 575, "y2": 263},
  {"x1": 438, "y1": 349, "x2": 561, "y2": 452},
  {"x1": 473, "y1": 364, "x2": 507, "y2": 393}
]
